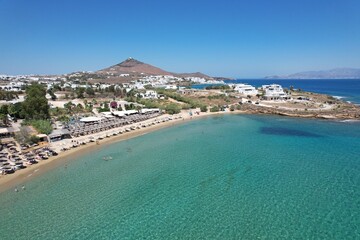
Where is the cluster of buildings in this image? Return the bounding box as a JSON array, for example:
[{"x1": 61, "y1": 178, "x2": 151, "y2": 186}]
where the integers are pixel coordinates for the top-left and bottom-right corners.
[
  {"x1": 0, "y1": 70, "x2": 293, "y2": 104},
  {"x1": 229, "y1": 83, "x2": 291, "y2": 100},
  {"x1": 261, "y1": 84, "x2": 291, "y2": 100}
]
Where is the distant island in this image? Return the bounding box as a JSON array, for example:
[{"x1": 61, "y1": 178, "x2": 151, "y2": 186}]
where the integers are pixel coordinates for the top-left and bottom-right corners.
[{"x1": 265, "y1": 68, "x2": 360, "y2": 79}]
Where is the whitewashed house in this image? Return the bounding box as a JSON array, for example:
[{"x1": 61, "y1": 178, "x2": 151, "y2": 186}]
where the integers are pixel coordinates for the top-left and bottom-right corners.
[
  {"x1": 138, "y1": 90, "x2": 158, "y2": 99},
  {"x1": 234, "y1": 84, "x2": 258, "y2": 95},
  {"x1": 262, "y1": 84, "x2": 291, "y2": 100}
]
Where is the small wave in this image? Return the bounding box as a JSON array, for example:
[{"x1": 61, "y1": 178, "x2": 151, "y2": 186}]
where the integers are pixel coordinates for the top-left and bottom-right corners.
[
  {"x1": 333, "y1": 96, "x2": 345, "y2": 99},
  {"x1": 340, "y1": 119, "x2": 360, "y2": 123}
]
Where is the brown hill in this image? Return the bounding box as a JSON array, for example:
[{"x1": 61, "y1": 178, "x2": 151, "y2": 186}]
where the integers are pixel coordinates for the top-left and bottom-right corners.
[
  {"x1": 96, "y1": 58, "x2": 213, "y2": 80},
  {"x1": 97, "y1": 58, "x2": 172, "y2": 76}
]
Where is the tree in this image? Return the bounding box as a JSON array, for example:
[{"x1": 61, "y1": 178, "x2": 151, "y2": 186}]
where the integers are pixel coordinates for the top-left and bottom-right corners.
[
  {"x1": 76, "y1": 103, "x2": 84, "y2": 110},
  {"x1": 114, "y1": 88, "x2": 122, "y2": 97},
  {"x1": 125, "y1": 103, "x2": 135, "y2": 110},
  {"x1": 0, "y1": 113, "x2": 9, "y2": 126},
  {"x1": 126, "y1": 89, "x2": 136, "y2": 98},
  {"x1": 210, "y1": 106, "x2": 220, "y2": 112},
  {"x1": 165, "y1": 103, "x2": 181, "y2": 114},
  {"x1": 85, "y1": 87, "x2": 95, "y2": 96},
  {"x1": 76, "y1": 88, "x2": 85, "y2": 98},
  {"x1": 0, "y1": 105, "x2": 8, "y2": 115},
  {"x1": 108, "y1": 85, "x2": 115, "y2": 92},
  {"x1": 47, "y1": 89, "x2": 57, "y2": 101},
  {"x1": 21, "y1": 83, "x2": 50, "y2": 120},
  {"x1": 64, "y1": 101, "x2": 75, "y2": 114},
  {"x1": 200, "y1": 105, "x2": 208, "y2": 112},
  {"x1": 52, "y1": 84, "x2": 62, "y2": 92},
  {"x1": 0, "y1": 90, "x2": 18, "y2": 101},
  {"x1": 122, "y1": 88, "x2": 127, "y2": 98},
  {"x1": 10, "y1": 103, "x2": 23, "y2": 119}
]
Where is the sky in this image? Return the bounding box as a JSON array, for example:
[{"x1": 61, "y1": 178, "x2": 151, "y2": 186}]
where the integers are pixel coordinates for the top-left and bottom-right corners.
[{"x1": 0, "y1": 0, "x2": 359, "y2": 78}]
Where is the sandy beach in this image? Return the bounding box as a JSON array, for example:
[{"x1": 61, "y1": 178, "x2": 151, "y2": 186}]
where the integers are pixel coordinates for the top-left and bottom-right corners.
[{"x1": 0, "y1": 109, "x2": 231, "y2": 193}]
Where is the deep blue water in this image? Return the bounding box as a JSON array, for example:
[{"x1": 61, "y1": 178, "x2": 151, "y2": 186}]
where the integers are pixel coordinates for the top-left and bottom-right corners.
[
  {"x1": 0, "y1": 115, "x2": 359, "y2": 239},
  {"x1": 192, "y1": 79, "x2": 360, "y2": 104}
]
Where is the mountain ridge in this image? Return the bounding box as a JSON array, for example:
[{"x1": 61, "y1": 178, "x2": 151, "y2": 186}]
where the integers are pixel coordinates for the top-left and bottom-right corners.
[{"x1": 265, "y1": 68, "x2": 360, "y2": 79}]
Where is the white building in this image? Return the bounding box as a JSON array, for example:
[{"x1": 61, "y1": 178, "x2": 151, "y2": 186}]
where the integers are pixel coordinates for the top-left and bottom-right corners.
[
  {"x1": 165, "y1": 85, "x2": 177, "y2": 90},
  {"x1": 138, "y1": 90, "x2": 158, "y2": 99},
  {"x1": 262, "y1": 84, "x2": 290, "y2": 100},
  {"x1": 234, "y1": 84, "x2": 258, "y2": 95}
]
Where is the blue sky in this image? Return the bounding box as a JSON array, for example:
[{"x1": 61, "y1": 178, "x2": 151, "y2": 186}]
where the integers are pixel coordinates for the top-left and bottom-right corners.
[{"x1": 0, "y1": 0, "x2": 359, "y2": 77}]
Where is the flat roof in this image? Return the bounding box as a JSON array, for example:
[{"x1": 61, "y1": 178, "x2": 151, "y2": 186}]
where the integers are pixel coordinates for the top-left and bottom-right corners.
[
  {"x1": 80, "y1": 117, "x2": 102, "y2": 122},
  {"x1": 48, "y1": 129, "x2": 71, "y2": 138}
]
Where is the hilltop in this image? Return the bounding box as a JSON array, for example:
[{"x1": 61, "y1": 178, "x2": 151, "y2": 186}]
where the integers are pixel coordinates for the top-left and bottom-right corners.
[
  {"x1": 94, "y1": 58, "x2": 213, "y2": 83},
  {"x1": 97, "y1": 58, "x2": 172, "y2": 76},
  {"x1": 265, "y1": 68, "x2": 360, "y2": 79}
]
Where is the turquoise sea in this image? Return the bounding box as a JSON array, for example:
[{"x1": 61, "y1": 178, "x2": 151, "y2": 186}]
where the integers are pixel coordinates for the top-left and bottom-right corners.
[{"x1": 0, "y1": 114, "x2": 359, "y2": 239}]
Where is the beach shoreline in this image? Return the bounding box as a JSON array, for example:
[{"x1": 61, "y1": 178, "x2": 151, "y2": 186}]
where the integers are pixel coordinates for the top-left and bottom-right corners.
[
  {"x1": 0, "y1": 110, "x2": 228, "y2": 193},
  {"x1": 0, "y1": 106, "x2": 358, "y2": 194}
]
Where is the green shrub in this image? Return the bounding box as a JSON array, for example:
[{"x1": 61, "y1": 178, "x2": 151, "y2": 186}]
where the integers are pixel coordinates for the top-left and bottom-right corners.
[
  {"x1": 165, "y1": 103, "x2": 181, "y2": 114},
  {"x1": 24, "y1": 120, "x2": 53, "y2": 135},
  {"x1": 210, "y1": 106, "x2": 219, "y2": 112},
  {"x1": 200, "y1": 105, "x2": 208, "y2": 112},
  {"x1": 181, "y1": 104, "x2": 191, "y2": 110},
  {"x1": 98, "y1": 107, "x2": 110, "y2": 113}
]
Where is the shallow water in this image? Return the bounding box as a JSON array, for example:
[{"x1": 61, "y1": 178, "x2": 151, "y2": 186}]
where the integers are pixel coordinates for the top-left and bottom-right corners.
[{"x1": 0, "y1": 115, "x2": 359, "y2": 239}]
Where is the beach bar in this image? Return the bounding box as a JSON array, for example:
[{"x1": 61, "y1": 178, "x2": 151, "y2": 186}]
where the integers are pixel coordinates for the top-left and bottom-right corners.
[{"x1": 48, "y1": 129, "x2": 72, "y2": 142}]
